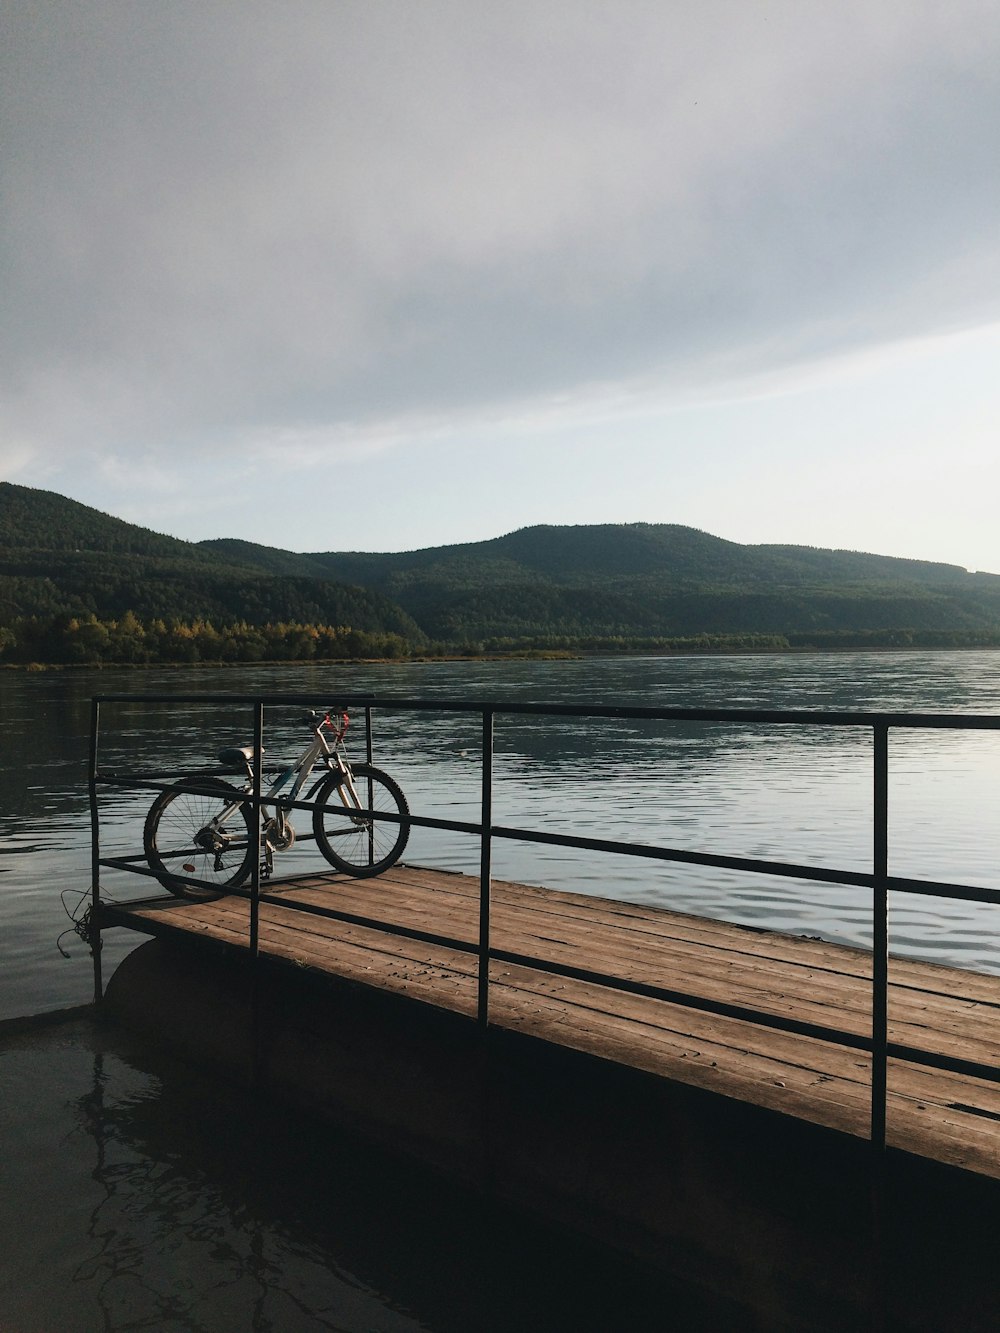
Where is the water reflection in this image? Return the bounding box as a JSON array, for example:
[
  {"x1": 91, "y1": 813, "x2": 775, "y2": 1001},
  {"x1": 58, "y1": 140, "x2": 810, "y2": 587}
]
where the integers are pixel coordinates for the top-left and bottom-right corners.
[
  {"x1": 1, "y1": 1019, "x2": 732, "y2": 1332},
  {"x1": 67, "y1": 1049, "x2": 408, "y2": 1332}
]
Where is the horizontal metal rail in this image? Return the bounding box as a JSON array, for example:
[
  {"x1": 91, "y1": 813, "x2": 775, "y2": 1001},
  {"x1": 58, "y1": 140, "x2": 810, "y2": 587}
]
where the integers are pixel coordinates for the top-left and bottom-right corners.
[
  {"x1": 93, "y1": 689, "x2": 1000, "y2": 730},
  {"x1": 93, "y1": 867, "x2": 1000, "y2": 1089},
  {"x1": 88, "y1": 692, "x2": 1000, "y2": 1137},
  {"x1": 94, "y1": 769, "x2": 1000, "y2": 908}
]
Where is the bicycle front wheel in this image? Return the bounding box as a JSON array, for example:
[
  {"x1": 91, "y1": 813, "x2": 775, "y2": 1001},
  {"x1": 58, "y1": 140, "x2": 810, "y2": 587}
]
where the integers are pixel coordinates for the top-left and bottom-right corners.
[
  {"x1": 143, "y1": 777, "x2": 255, "y2": 898},
  {"x1": 312, "y1": 763, "x2": 409, "y2": 877}
]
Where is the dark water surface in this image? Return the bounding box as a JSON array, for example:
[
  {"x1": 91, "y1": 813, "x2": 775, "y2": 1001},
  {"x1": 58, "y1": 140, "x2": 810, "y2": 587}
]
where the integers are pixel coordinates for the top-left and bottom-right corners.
[{"x1": 1, "y1": 1016, "x2": 737, "y2": 1333}]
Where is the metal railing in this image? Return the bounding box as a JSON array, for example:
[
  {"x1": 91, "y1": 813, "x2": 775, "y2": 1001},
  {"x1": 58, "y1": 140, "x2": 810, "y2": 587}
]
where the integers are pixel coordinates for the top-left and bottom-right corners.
[{"x1": 88, "y1": 691, "x2": 1000, "y2": 1160}]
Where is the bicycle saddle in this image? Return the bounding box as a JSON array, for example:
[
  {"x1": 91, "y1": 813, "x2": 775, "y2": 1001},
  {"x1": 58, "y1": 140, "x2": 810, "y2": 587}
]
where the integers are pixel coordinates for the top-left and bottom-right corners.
[{"x1": 217, "y1": 746, "x2": 258, "y2": 771}]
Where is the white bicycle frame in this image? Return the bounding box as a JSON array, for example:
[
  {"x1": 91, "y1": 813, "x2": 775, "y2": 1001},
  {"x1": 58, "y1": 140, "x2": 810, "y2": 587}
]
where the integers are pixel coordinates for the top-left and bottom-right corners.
[{"x1": 209, "y1": 711, "x2": 367, "y2": 875}]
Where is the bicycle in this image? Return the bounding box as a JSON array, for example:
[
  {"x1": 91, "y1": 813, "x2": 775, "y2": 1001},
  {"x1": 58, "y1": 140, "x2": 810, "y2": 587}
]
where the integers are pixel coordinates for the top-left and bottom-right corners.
[{"x1": 142, "y1": 708, "x2": 409, "y2": 898}]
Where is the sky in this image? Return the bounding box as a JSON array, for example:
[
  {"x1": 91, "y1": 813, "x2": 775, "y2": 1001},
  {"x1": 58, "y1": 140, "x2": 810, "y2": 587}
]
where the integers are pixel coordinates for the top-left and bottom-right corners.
[{"x1": 3, "y1": 0, "x2": 1000, "y2": 568}]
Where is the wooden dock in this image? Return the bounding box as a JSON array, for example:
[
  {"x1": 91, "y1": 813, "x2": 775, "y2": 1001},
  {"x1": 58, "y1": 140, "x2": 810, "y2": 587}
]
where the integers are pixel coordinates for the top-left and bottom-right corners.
[{"x1": 98, "y1": 863, "x2": 1000, "y2": 1179}]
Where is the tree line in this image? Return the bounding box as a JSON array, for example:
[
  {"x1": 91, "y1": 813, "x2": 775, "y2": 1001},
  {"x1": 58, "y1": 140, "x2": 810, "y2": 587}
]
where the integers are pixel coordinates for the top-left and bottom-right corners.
[
  {"x1": 6, "y1": 614, "x2": 997, "y2": 668},
  {"x1": 0, "y1": 613, "x2": 415, "y2": 665},
  {"x1": 441, "y1": 629, "x2": 1000, "y2": 655}
]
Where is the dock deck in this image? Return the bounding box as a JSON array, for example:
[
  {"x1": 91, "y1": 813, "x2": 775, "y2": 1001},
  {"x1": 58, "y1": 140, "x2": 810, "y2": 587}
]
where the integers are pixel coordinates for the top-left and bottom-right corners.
[{"x1": 99, "y1": 864, "x2": 1000, "y2": 1179}]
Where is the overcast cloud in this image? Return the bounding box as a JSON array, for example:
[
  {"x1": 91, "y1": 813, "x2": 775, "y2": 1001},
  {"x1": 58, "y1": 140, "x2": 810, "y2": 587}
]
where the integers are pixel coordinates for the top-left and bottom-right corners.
[{"x1": 3, "y1": 1, "x2": 1000, "y2": 562}]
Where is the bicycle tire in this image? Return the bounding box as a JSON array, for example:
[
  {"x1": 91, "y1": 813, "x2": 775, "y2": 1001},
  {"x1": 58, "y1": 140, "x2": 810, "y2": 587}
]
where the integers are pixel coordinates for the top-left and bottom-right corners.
[
  {"x1": 312, "y1": 763, "x2": 409, "y2": 877},
  {"x1": 143, "y1": 777, "x2": 255, "y2": 898}
]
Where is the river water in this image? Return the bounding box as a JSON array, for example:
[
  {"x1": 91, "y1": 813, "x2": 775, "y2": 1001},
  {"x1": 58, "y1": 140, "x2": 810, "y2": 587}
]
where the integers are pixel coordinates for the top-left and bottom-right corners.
[
  {"x1": 3, "y1": 650, "x2": 1000, "y2": 1020},
  {"x1": 2, "y1": 651, "x2": 998, "y2": 1330}
]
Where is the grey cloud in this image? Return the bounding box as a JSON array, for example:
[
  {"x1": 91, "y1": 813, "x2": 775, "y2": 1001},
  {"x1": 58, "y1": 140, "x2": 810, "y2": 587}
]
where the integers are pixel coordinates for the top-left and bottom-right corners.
[{"x1": 3, "y1": 0, "x2": 1000, "y2": 465}]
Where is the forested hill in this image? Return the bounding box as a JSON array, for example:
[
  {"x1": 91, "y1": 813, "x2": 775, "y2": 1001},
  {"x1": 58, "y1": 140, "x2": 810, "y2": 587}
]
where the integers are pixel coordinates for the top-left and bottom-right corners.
[
  {"x1": 0, "y1": 479, "x2": 214, "y2": 558},
  {"x1": 4, "y1": 481, "x2": 1000, "y2": 660},
  {"x1": 202, "y1": 522, "x2": 1000, "y2": 644},
  {"x1": 204, "y1": 522, "x2": 994, "y2": 589},
  {"x1": 0, "y1": 481, "x2": 422, "y2": 652}
]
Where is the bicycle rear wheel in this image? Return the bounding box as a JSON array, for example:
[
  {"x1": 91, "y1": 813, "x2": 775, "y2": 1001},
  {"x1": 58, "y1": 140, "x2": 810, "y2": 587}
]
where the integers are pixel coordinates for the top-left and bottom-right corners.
[
  {"x1": 143, "y1": 777, "x2": 255, "y2": 898},
  {"x1": 312, "y1": 763, "x2": 409, "y2": 877}
]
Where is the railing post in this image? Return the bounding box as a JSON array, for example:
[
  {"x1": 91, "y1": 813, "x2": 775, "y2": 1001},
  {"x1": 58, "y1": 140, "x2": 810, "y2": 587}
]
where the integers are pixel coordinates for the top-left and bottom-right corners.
[
  {"x1": 249, "y1": 700, "x2": 265, "y2": 1089},
  {"x1": 88, "y1": 697, "x2": 104, "y2": 1002},
  {"x1": 250, "y1": 700, "x2": 264, "y2": 959},
  {"x1": 871, "y1": 721, "x2": 890, "y2": 1330},
  {"x1": 365, "y1": 704, "x2": 374, "y2": 765},
  {"x1": 478, "y1": 708, "x2": 494, "y2": 1029},
  {"x1": 871, "y1": 722, "x2": 889, "y2": 1145}
]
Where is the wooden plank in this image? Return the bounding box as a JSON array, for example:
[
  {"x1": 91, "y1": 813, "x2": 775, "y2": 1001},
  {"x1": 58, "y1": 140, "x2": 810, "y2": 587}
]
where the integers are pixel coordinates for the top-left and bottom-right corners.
[
  {"x1": 137, "y1": 890, "x2": 1000, "y2": 1110},
  {"x1": 486, "y1": 975, "x2": 1000, "y2": 1176},
  {"x1": 493, "y1": 963, "x2": 1000, "y2": 1116},
  {"x1": 108, "y1": 864, "x2": 1000, "y2": 1179},
  {"x1": 150, "y1": 901, "x2": 1000, "y2": 1109},
  {"x1": 257, "y1": 877, "x2": 1000, "y2": 1063},
  {"x1": 278, "y1": 866, "x2": 1000, "y2": 1005},
  {"x1": 126, "y1": 879, "x2": 1000, "y2": 1061},
  {"x1": 129, "y1": 910, "x2": 1000, "y2": 1136},
  {"x1": 125, "y1": 878, "x2": 1000, "y2": 1069}
]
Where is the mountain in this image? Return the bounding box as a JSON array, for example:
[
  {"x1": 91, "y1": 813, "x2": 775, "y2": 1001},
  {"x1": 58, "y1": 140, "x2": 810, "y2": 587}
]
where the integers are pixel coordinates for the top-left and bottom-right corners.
[
  {"x1": 0, "y1": 481, "x2": 421, "y2": 639},
  {"x1": 4, "y1": 481, "x2": 1000, "y2": 656},
  {"x1": 0, "y1": 479, "x2": 225, "y2": 559},
  {"x1": 201, "y1": 522, "x2": 1000, "y2": 643},
  {"x1": 203, "y1": 522, "x2": 990, "y2": 589}
]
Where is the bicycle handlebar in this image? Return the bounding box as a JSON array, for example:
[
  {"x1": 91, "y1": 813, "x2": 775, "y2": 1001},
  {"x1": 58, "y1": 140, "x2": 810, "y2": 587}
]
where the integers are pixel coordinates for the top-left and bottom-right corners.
[{"x1": 303, "y1": 708, "x2": 349, "y2": 731}]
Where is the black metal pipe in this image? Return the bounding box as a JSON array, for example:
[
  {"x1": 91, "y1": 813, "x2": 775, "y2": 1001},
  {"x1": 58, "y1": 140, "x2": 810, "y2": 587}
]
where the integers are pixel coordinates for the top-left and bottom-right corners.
[
  {"x1": 478, "y1": 709, "x2": 494, "y2": 1030},
  {"x1": 492, "y1": 822, "x2": 876, "y2": 887},
  {"x1": 87, "y1": 698, "x2": 104, "y2": 1003},
  {"x1": 93, "y1": 767, "x2": 1000, "y2": 909},
  {"x1": 89, "y1": 690, "x2": 1000, "y2": 1109},
  {"x1": 249, "y1": 702, "x2": 264, "y2": 959},
  {"x1": 364, "y1": 704, "x2": 376, "y2": 867},
  {"x1": 133, "y1": 889, "x2": 877, "y2": 1049},
  {"x1": 871, "y1": 724, "x2": 890, "y2": 1148},
  {"x1": 249, "y1": 701, "x2": 265, "y2": 1092},
  {"x1": 870, "y1": 723, "x2": 890, "y2": 1333},
  {"x1": 91, "y1": 690, "x2": 1000, "y2": 732},
  {"x1": 94, "y1": 885, "x2": 1000, "y2": 1086},
  {"x1": 884, "y1": 1041, "x2": 1000, "y2": 1084},
  {"x1": 92, "y1": 763, "x2": 1000, "y2": 908}
]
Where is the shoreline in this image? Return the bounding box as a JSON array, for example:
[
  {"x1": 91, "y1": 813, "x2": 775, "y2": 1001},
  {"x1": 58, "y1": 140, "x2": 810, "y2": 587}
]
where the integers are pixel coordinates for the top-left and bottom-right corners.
[
  {"x1": 5, "y1": 639, "x2": 1000, "y2": 671},
  {"x1": 4, "y1": 642, "x2": 1000, "y2": 671}
]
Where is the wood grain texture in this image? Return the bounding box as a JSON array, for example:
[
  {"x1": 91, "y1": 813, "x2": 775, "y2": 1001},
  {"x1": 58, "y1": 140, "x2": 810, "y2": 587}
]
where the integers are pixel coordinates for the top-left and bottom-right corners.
[{"x1": 101, "y1": 863, "x2": 1000, "y2": 1178}]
